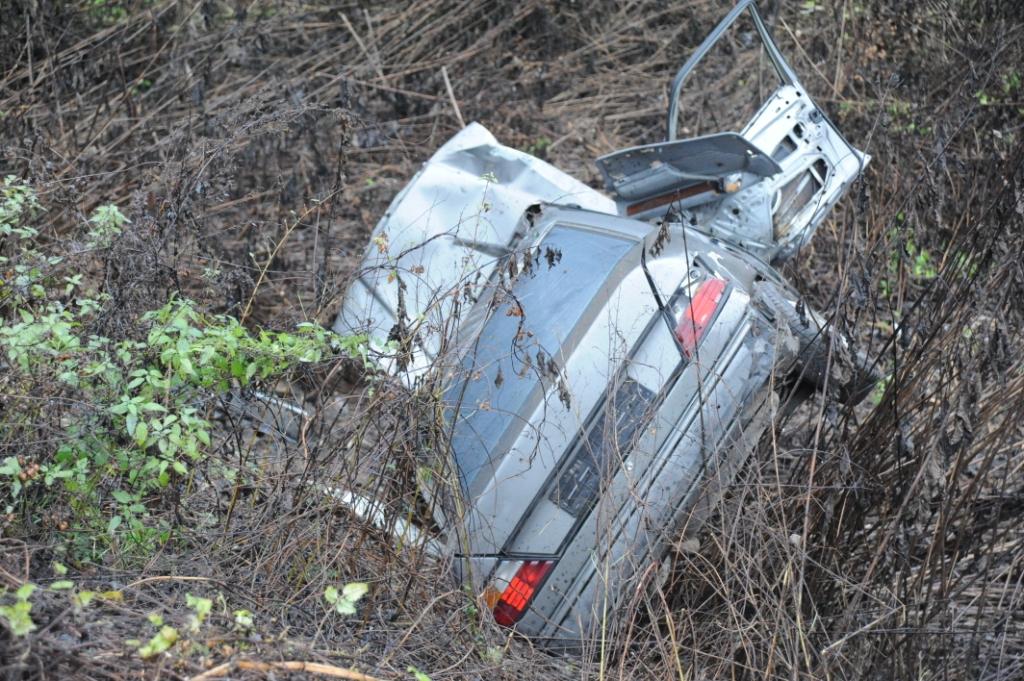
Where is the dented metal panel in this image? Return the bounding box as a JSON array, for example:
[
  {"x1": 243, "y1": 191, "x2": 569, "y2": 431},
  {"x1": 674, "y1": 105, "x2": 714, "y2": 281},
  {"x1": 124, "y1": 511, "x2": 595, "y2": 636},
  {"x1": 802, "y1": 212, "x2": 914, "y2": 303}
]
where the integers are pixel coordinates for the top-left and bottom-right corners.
[
  {"x1": 334, "y1": 123, "x2": 615, "y2": 379},
  {"x1": 687, "y1": 85, "x2": 869, "y2": 263}
]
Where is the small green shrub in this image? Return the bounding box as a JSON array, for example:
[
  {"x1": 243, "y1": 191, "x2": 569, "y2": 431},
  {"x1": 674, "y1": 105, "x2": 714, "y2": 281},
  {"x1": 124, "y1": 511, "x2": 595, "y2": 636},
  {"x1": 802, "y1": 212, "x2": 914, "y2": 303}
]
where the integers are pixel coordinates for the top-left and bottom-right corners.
[
  {"x1": 0, "y1": 178, "x2": 371, "y2": 561},
  {"x1": 524, "y1": 136, "x2": 552, "y2": 158},
  {"x1": 0, "y1": 583, "x2": 37, "y2": 637},
  {"x1": 324, "y1": 582, "x2": 369, "y2": 615},
  {"x1": 87, "y1": 0, "x2": 129, "y2": 25},
  {"x1": 85, "y1": 203, "x2": 129, "y2": 248},
  {"x1": 185, "y1": 593, "x2": 212, "y2": 632},
  {"x1": 879, "y1": 215, "x2": 937, "y2": 299},
  {"x1": 137, "y1": 625, "x2": 179, "y2": 659}
]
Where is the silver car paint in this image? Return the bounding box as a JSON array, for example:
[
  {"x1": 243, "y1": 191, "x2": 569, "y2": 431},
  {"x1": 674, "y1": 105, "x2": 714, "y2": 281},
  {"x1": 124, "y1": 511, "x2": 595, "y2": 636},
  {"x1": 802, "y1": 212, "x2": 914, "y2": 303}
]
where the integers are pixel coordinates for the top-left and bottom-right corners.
[
  {"x1": 334, "y1": 122, "x2": 615, "y2": 379},
  {"x1": 334, "y1": 0, "x2": 868, "y2": 646},
  {"x1": 686, "y1": 84, "x2": 869, "y2": 263},
  {"x1": 448, "y1": 207, "x2": 790, "y2": 642}
]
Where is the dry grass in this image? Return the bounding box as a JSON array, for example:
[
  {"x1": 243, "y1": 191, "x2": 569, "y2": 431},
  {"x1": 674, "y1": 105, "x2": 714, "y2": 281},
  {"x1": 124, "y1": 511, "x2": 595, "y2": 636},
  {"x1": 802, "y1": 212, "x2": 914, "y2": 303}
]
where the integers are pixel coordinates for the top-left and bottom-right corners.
[{"x1": 1, "y1": 0, "x2": 1022, "y2": 679}]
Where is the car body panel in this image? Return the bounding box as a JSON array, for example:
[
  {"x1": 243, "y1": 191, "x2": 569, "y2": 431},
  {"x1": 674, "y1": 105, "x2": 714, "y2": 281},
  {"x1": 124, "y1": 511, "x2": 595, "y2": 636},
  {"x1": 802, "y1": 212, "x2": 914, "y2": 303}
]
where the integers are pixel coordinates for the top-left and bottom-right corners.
[
  {"x1": 334, "y1": 122, "x2": 615, "y2": 379},
  {"x1": 447, "y1": 213, "x2": 782, "y2": 640},
  {"x1": 333, "y1": 0, "x2": 868, "y2": 647},
  {"x1": 686, "y1": 85, "x2": 869, "y2": 263},
  {"x1": 595, "y1": 132, "x2": 782, "y2": 218},
  {"x1": 598, "y1": 83, "x2": 868, "y2": 263},
  {"x1": 524, "y1": 312, "x2": 776, "y2": 641}
]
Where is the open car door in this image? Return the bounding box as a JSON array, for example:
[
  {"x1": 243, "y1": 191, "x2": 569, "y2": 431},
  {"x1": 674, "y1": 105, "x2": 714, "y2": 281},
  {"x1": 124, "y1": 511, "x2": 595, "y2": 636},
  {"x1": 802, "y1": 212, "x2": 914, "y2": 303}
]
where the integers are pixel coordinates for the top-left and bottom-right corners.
[{"x1": 596, "y1": 0, "x2": 868, "y2": 263}]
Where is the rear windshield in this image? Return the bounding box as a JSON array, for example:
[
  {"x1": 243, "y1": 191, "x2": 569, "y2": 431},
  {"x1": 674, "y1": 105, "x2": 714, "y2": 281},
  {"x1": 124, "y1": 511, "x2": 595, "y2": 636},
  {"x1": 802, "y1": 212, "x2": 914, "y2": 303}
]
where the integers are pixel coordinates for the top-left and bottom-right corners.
[{"x1": 448, "y1": 225, "x2": 635, "y2": 491}]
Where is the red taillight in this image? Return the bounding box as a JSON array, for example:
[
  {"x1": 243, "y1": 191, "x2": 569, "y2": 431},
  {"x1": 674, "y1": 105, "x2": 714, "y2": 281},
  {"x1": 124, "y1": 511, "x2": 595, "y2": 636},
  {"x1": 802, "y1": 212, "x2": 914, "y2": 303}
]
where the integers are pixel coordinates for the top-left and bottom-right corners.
[
  {"x1": 675, "y1": 277, "x2": 727, "y2": 358},
  {"x1": 492, "y1": 560, "x2": 555, "y2": 627}
]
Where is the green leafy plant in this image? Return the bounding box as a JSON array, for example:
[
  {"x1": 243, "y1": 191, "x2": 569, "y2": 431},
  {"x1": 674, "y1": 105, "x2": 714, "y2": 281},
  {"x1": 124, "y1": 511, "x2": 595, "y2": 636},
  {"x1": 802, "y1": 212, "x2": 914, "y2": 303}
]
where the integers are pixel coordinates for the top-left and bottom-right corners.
[
  {"x1": 408, "y1": 666, "x2": 432, "y2": 681},
  {"x1": 879, "y1": 216, "x2": 937, "y2": 299},
  {"x1": 906, "y1": 239, "x2": 938, "y2": 279},
  {"x1": 524, "y1": 136, "x2": 552, "y2": 158},
  {"x1": 1, "y1": 294, "x2": 353, "y2": 554},
  {"x1": 233, "y1": 609, "x2": 254, "y2": 630},
  {"x1": 0, "y1": 178, "x2": 372, "y2": 561},
  {"x1": 324, "y1": 582, "x2": 369, "y2": 615},
  {"x1": 0, "y1": 583, "x2": 37, "y2": 636},
  {"x1": 0, "y1": 175, "x2": 41, "y2": 240},
  {"x1": 954, "y1": 251, "x2": 979, "y2": 279},
  {"x1": 50, "y1": 561, "x2": 74, "y2": 590},
  {"x1": 87, "y1": 0, "x2": 129, "y2": 24},
  {"x1": 137, "y1": 625, "x2": 179, "y2": 659},
  {"x1": 974, "y1": 69, "x2": 1021, "y2": 110},
  {"x1": 185, "y1": 593, "x2": 212, "y2": 632},
  {"x1": 1003, "y1": 71, "x2": 1022, "y2": 94},
  {"x1": 86, "y1": 203, "x2": 129, "y2": 248},
  {"x1": 73, "y1": 590, "x2": 97, "y2": 609},
  {"x1": 131, "y1": 77, "x2": 154, "y2": 96},
  {"x1": 870, "y1": 374, "x2": 893, "y2": 406}
]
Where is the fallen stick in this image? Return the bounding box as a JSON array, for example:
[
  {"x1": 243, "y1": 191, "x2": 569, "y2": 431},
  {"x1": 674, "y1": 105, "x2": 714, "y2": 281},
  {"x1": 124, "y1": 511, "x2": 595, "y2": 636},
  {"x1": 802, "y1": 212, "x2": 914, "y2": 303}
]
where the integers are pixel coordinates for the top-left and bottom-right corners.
[
  {"x1": 190, "y1": 659, "x2": 387, "y2": 681},
  {"x1": 441, "y1": 66, "x2": 466, "y2": 129}
]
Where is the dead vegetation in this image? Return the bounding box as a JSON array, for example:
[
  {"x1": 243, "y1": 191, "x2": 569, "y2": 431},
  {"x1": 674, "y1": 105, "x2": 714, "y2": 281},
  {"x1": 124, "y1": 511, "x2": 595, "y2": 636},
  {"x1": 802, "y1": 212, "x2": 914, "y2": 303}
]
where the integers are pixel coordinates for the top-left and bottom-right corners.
[{"x1": 0, "y1": 0, "x2": 1022, "y2": 679}]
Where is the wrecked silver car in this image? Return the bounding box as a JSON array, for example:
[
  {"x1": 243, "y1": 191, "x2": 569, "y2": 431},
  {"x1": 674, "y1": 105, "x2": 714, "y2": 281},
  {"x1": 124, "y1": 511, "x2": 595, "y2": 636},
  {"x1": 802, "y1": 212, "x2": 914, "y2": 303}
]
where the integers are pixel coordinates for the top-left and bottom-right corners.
[{"x1": 335, "y1": 0, "x2": 872, "y2": 645}]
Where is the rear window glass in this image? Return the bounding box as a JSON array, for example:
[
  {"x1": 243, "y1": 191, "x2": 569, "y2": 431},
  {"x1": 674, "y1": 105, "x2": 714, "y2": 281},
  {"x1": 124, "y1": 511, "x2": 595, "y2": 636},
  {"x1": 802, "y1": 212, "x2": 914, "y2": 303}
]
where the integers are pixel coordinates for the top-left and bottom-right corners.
[{"x1": 448, "y1": 225, "x2": 635, "y2": 491}]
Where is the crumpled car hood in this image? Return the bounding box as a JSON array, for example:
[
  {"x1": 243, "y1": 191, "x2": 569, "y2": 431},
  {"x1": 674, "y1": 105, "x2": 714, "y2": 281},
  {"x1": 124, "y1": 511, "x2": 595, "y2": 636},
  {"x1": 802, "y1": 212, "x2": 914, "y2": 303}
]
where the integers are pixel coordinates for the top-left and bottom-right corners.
[{"x1": 334, "y1": 122, "x2": 615, "y2": 378}]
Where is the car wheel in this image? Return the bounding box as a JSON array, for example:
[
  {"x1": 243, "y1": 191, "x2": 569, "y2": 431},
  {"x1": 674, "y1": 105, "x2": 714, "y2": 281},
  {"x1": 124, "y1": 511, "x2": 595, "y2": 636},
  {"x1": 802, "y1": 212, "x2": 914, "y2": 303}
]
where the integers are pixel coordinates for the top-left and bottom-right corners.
[{"x1": 755, "y1": 281, "x2": 879, "y2": 405}]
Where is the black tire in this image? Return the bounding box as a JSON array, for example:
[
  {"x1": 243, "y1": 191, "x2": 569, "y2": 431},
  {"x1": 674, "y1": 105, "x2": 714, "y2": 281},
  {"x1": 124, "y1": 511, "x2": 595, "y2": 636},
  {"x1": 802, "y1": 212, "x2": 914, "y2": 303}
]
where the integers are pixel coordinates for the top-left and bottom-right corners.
[
  {"x1": 794, "y1": 321, "x2": 880, "y2": 405},
  {"x1": 755, "y1": 281, "x2": 879, "y2": 405}
]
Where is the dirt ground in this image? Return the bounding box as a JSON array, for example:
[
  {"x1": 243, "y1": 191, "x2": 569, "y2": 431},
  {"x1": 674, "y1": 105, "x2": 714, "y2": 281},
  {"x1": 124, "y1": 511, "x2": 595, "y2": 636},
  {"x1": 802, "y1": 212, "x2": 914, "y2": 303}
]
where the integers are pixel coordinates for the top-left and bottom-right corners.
[{"x1": 1, "y1": 1, "x2": 1023, "y2": 679}]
